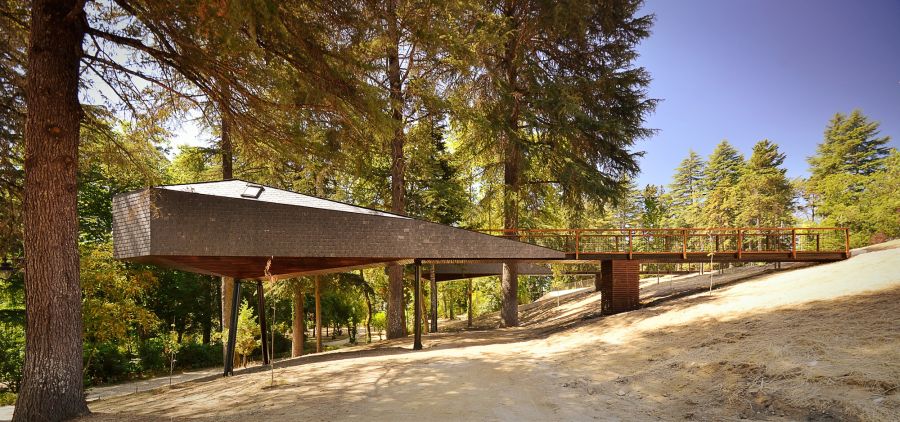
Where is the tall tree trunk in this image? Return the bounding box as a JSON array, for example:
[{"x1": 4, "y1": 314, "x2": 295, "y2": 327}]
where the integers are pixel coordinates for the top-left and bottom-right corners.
[
  {"x1": 220, "y1": 277, "x2": 239, "y2": 367},
  {"x1": 361, "y1": 271, "x2": 373, "y2": 343},
  {"x1": 15, "y1": 1, "x2": 90, "y2": 419},
  {"x1": 220, "y1": 107, "x2": 233, "y2": 180},
  {"x1": 429, "y1": 266, "x2": 438, "y2": 333},
  {"x1": 499, "y1": 6, "x2": 523, "y2": 328},
  {"x1": 315, "y1": 276, "x2": 322, "y2": 353},
  {"x1": 448, "y1": 288, "x2": 455, "y2": 320},
  {"x1": 292, "y1": 281, "x2": 304, "y2": 357},
  {"x1": 385, "y1": 0, "x2": 407, "y2": 340},
  {"x1": 441, "y1": 284, "x2": 449, "y2": 320},
  {"x1": 202, "y1": 281, "x2": 213, "y2": 344},
  {"x1": 419, "y1": 277, "x2": 428, "y2": 335},
  {"x1": 467, "y1": 279, "x2": 474, "y2": 328},
  {"x1": 218, "y1": 102, "x2": 233, "y2": 357}
]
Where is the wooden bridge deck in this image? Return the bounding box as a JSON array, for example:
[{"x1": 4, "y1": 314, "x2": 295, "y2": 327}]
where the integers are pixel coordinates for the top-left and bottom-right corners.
[{"x1": 480, "y1": 227, "x2": 850, "y2": 263}]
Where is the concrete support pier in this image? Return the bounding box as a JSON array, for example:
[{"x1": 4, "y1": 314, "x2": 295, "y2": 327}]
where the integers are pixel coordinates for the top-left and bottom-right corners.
[{"x1": 599, "y1": 260, "x2": 640, "y2": 314}]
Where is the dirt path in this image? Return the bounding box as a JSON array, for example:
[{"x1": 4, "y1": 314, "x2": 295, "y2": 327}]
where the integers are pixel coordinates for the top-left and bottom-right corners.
[{"x1": 85, "y1": 242, "x2": 900, "y2": 421}]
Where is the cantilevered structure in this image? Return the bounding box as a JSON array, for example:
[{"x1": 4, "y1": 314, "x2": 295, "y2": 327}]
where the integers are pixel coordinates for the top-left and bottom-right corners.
[
  {"x1": 112, "y1": 180, "x2": 564, "y2": 278},
  {"x1": 112, "y1": 180, "x2": 564, "y2": 374}
]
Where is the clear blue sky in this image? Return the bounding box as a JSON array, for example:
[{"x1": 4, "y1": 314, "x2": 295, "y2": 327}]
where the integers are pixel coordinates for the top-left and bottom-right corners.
[{"x1": 633, "y1": 0, "x2": 900, "y2": 188}]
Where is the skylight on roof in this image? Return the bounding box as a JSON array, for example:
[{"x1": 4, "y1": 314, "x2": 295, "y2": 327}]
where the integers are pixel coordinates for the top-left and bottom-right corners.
[{"x1": 241, "y1": 184, "x2": 264, "y2": 199}]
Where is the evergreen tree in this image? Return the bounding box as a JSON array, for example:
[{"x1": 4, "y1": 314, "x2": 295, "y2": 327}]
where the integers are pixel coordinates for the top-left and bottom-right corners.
[
  {"x1": 456, "y1": 0, "x2": 656, "y2": 326},
  {"x1": 807, "y1": 111, "x2": 895, "y2": 245},
  {"x1": 234, "y1": 300, "x2": 260, "y2": 367},
  {"x1": 638, "y1": 185, "x2": 667, "y2": 228},
  {"x1": 701, "y1": 141, "x2": 744, "y2": 226},
  {"x1": 858, "y1": 150, "x2": 900, "y2": 243},
  {"x1": 608, "y1": 180, "x2": 641, "y2": 228},
  {"x1": 734, "y1": 140, "x2": 794, "y2": 227},
  {"x1": 809, "y1": 110, "x2": 891, "y2": 178},
  {"x1": 667, "y1": 150, "x2": 705, "y2": 227}
]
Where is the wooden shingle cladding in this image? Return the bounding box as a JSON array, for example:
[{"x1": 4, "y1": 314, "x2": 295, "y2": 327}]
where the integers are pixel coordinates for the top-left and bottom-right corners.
[{"x1": 112, "y1": 180, "x2": 564, "y2": 279}]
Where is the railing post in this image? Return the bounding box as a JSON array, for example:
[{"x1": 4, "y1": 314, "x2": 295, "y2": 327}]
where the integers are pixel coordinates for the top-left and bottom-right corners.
[
  {"x1": 791, "y1": 229, "x2": 796, "y2": 259},
  {"x1": 575, "y1": 229, "x2": 580, "y2": 260},
  {"x1": 737, "y1": 229, "x2": 743, "y2": 260},
  {"x1": 844, "y1": 228, "x2": 850, "y2": 258},
  {"x1": 628, "y1": 229, "x2": 633, "y2": 260},
  {"x1": 682, "y1": 229, "x2": 687, "y2": 260}
]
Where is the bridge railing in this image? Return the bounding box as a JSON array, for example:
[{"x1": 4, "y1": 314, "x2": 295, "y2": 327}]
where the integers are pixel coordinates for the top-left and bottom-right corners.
[{"x1": 480, "y1": 227, "x2": 850, "y2": 259}]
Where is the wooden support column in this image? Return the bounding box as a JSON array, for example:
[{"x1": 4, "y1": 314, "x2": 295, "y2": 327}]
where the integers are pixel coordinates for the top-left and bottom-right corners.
[
  {"x1": 256, "y1": 281, "x2": 269, "y2": 365},
  {"x1": 315, "y1": 275, "x2": 322, "y2": 353},
  {"x1": 429, "y1": 265, "x2": 438, "y2": 333},
  {"x1": 599, "y1": 260, "x2": 640, "y2": 315},
  {"x1": 291, "y1": 282, "x2": 304, "y2": 357},
  {"x1": 413, "y1": 261, "x2": 423, "y2": 350},
  {"x1": 224, "y1": 281, "x2": 242, "y2": 376}
]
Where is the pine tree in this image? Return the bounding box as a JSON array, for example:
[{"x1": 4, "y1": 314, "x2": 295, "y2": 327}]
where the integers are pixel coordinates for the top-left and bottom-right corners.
[
  {"x1": 608, "y1": 179, "x2": 641, "y2": 228},
  {"x1": 807, "y1": 110, "x2": 895, "y2": 245},
  {"x1": 859, "y1": 150, "x2": 900, "y2": 242},
  {"x1": 701, "y1": 141, "x2": 744, "y2": 226},
  {"x1": 667, "y1": 151, "x2": 705, "y2": 227},
  {"x1": 458, "y1": 0, "x2": 656, "y2": 327},
  {"x1": 234, "y1": 300, "x2": 260, "y2": 367},
  {"x1": 734, "y1": 140, "x2": 794, "y2": 227},
  {"x1": 638, "y1": 185, "x2": 667, "y2": 228},
  {"x1": 809, "y1": 110, "x2": 891, "y2": 178}
]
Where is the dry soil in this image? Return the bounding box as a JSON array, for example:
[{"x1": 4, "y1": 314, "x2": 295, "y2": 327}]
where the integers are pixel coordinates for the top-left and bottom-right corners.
[{"x1": 85, "y1": 241, "x2": 900, "y2": 421}]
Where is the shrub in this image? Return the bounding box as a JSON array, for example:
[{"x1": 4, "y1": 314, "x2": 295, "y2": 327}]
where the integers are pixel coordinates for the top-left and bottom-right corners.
[
  {"x1": 176, "y1": 342, "x2": 222, "y2": 369},
  {"x1": 137, "y1": 337, "x2": 166, "y2": 372},
  {"x1": 0, "y1": 324, "x2": 24, "y2": 393},
  {"x1": 0, "y1": 392, "x2": 15, "y2": 406},
  {"x1": 84, "y1": 342, "x2": 130, "y2": 385}
]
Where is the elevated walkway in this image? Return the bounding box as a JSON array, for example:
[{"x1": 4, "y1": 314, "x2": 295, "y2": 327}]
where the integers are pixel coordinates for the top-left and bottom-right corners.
[
  {"x1": 433, "y1": 227, "x2": 850, "y2": 315},
  {"x1": 480, "y1": 227, "x2": 850, "y2": 263}
]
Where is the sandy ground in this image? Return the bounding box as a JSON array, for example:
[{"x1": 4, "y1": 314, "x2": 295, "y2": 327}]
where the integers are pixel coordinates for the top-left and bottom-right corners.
[{"x1": 85, "y1": 242, "x2": 900, "y2": 421}]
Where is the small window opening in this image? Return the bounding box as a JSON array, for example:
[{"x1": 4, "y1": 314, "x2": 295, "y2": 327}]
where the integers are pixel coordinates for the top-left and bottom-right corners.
[{"x1": 241, "y1": 184, "x2": 264, "y2": 199}]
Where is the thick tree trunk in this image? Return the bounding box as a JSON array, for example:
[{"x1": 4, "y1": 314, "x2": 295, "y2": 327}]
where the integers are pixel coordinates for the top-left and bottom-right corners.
[
  {"x1": 15, "y1": 1, "x2": 90, "y2": 419},
  {"x1": 292, "y1": 282, "x2": 304, "y2": 357},
  {"x1": 385, "y1": 0, "x2": 408, "y2": 340},
  {"x1": 315, "y1": 276, "x2": 322, "y2": 353},
  {"x1": 220, "y1": 277, "x2": 240, "y2": 367}
]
